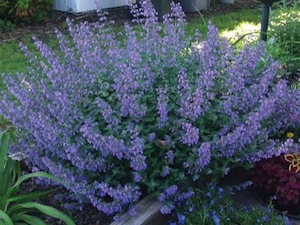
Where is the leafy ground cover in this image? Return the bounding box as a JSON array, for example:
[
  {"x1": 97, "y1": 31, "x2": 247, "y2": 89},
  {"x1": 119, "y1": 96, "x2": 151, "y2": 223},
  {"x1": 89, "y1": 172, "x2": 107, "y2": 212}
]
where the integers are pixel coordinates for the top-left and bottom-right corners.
[{"x1": 172, "y1": 182, "x2": 291, "y2": 225}]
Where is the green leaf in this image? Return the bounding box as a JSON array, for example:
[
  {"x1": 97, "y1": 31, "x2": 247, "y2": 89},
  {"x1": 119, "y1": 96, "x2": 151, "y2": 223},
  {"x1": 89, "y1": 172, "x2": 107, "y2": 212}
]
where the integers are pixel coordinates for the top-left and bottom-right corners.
[
  {"x1": 8, "y1": 189, "x2": 58, "y2": 204},
  {"x1": 0, "y1": 132, "x2": 12, "y2": 211},
  {"x1": 0, "y1": 132, "x2": 10, "y2": 179},
  {"x1": 17, "y1": 202, "x2": 75, "y2": 225},
  {"x1": 0, "y1": 132, "x2": 3, "y2": 142},
  {"x1": 9, "y1": 172, "x2": 63, "y2": 191},
  {"x1": 12, "y1": 214, "x2": 47, "y2": 225},
  {"x1": 2, "y1": 158, "x2": 15, "y2": 190},
  {"x1": 0, "y1": 210, "x2": 13, "y2": 225}
]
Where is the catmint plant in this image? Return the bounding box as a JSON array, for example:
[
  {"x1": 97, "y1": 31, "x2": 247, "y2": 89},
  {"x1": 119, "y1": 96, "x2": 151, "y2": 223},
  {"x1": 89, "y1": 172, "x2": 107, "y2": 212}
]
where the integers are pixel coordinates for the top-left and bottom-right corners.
[{"x1": 1, "y1": 0, "x2": 300, "y2": 217}]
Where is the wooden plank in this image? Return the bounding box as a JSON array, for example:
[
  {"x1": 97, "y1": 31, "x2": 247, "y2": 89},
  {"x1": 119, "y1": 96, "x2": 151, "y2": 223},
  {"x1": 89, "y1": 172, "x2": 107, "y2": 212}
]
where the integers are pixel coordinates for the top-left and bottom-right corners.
[{"x1": 110, "y1": 195, "x2": 169, "y2": 225}]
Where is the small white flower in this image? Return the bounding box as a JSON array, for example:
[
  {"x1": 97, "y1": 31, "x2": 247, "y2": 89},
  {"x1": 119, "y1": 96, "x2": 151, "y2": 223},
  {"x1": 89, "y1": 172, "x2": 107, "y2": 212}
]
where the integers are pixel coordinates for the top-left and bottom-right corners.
[
  {"x1": 8, "y1": 152, "x2": 27, "y2": 161},
  {"x1": 21, "y1": 78, "x2": 32, "y2": 91}
]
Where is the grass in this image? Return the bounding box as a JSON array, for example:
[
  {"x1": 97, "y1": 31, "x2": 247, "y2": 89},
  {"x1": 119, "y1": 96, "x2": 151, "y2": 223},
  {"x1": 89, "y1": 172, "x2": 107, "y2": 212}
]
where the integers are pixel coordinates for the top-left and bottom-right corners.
[
  {"x1": 0, "y1": 41, "x2": 30, "y2": 76},
  {"x1": 185, "y1": 9, "x2": 260, "y2": 35},
  {"x1": 0, "y1": 8, "x2": 261, "y2": 73}
]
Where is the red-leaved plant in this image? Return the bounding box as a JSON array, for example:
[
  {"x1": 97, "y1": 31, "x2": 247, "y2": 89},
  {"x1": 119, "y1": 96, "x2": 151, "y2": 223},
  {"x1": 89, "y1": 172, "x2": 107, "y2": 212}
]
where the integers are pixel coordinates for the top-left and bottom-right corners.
[{"x1": 252, "y1": 132, "x2": 300, "y2": 215}]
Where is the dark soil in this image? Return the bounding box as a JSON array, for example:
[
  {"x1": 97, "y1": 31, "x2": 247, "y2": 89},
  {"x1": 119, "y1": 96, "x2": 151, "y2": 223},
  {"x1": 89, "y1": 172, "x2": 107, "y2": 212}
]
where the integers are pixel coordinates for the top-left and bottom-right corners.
[
  {"x1": 19, "y1": 180, "x2": 113, "y2": 225},
  {"x1": 8, "y1": 1, "x2": 261, "y2": 225}
]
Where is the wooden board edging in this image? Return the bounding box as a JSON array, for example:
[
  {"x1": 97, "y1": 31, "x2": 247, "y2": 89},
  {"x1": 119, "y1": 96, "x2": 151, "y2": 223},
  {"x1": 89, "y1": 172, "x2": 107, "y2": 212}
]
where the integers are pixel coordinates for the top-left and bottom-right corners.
[{"x1": 110, "y1": 195, "x2": 169, "y2": 225}]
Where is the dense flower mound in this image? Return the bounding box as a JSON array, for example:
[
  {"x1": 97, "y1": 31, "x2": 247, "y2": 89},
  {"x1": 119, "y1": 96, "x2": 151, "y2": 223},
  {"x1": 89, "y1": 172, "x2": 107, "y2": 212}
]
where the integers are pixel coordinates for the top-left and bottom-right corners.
[{"x1": 1, "y1": 0, "x2": 300, "y2": 216}]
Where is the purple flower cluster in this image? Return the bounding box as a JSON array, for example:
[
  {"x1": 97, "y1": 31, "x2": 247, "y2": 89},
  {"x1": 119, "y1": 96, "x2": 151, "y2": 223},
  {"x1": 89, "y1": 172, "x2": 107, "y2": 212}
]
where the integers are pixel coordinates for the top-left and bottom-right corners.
[
  {"x1": 177, "y1": 70, "x2": 206, "y2": 121},
  {"x1": 159, "y1": 186, "x2": 194, "y2": 216},
  {"x1": 195, "y1": 142, "x2": 211, "y2": 172},
  {"x1": 158, "y1": 185, "x2": 178, "y2": 202},
  {"x1": 166, "y1": 150, "x2": 174, "y2": 165},
  {"x1": 180, "y1": 122, "x2": 199, "y2": 146},
  {"x1": 1, "y1": 0, "x2": 300, "y2": 219},
  {"x1": 89, "y1": 181, "x2": 141, "y2": 215},
  {"x1": 157, "y1": 88, "x2": 169, "y2": 127}
]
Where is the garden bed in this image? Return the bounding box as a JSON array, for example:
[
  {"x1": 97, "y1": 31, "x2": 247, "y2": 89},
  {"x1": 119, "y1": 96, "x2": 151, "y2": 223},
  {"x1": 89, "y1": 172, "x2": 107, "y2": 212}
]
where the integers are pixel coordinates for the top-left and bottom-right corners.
[
  {"x1": 21, "y1": 166, "x2": 300, "y2": 225},
  {"x1": 1, "y1": 0, "x2": 299, "y2": 225},
  {"x1": 20, "y1": 180, "x2": 113, "y2": 225}
]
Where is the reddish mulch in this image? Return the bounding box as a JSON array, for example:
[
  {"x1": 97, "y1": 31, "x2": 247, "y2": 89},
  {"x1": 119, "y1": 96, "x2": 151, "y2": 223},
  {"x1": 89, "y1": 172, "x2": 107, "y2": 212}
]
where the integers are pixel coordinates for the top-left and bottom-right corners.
[{"x1": 8, "y1": 1, "x2": 261, "y2": 225}]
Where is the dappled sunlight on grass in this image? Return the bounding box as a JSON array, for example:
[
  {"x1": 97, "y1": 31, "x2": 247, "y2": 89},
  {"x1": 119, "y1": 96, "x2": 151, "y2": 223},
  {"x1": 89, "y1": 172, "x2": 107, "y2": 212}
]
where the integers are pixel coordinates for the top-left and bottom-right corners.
[
  {"x1": 185, "y1": 9, "x2": 260, "y2": 42},
  {"x1": 220, "y1": 22, "x2": 260, "y2": 46},
  {"x1": 270, "y1": 7, "x2": 300, "y2": 23}
]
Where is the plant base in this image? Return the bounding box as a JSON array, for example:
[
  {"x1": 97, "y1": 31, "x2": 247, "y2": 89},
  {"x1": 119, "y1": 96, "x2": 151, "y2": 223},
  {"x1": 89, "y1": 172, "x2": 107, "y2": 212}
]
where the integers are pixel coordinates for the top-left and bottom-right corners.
[
  {"x1": 219, "y1": 0, "x2": 235, "y2": 4},
  {"x1": 151, "y1": 0, "x2": 172, "y2": 21},
  {"x1": 179, "y1": 0, "x2": 210, "y2": 12},
  {"x1": 255, "y1": 187, "x2": 300, "y2": 217}
]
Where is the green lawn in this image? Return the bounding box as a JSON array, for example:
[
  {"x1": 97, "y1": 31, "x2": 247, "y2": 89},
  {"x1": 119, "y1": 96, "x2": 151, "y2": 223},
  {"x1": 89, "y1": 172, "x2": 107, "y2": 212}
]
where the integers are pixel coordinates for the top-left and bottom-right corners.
[
  {"x1": 0, "y1": 8, "x2": 261, "y2": 75},
  {"x1": 186, "y1": 9, "x2": 260, "y2": 36},
  {"x1": 0, "y1": 42, "x2": 30, "y2": 75}
]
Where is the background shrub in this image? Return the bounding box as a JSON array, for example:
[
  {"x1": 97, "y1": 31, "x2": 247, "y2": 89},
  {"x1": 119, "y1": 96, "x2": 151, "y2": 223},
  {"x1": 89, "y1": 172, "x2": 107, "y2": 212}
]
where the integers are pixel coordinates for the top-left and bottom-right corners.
[
  {"x1": 1, "y1": 0, "x2": 300, "y2": 217},
  {"x1": 0, "y1": 0, "x2": 53, "y2": 24},
  {"x1": 0, "y1": 19, "x2": 15, "y2": 32},
  {"x1": 268, "y1": 1, "x2": 300, "y2": 74}
]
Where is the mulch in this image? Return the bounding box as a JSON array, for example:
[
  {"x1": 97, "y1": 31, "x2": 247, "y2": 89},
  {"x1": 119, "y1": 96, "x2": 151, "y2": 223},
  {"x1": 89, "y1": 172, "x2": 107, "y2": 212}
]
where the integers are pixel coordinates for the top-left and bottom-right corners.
[
  {"x1": 19, "y1": 180, "x2": 113, "y2": 225},
  {"x1": 6, "y1": 1, "x2": 261, "y2": 225}
]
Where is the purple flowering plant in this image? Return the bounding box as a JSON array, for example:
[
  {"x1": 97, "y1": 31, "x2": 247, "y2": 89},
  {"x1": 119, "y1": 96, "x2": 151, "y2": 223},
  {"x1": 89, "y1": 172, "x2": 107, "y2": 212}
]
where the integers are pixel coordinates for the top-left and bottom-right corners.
[
  {"x1": 1, "y1": 0, "x2": 300, "y2": 217},
  {"x1": 170, "y1": 182, "x2": 289, "y2": 225}
]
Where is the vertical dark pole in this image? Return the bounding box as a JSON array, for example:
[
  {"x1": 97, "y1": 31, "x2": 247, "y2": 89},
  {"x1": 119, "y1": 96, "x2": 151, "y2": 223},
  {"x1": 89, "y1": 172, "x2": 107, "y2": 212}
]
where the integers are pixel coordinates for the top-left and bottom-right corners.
[{"x1": 260, "y1": 3, "x2": 271, "y2": 41}]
